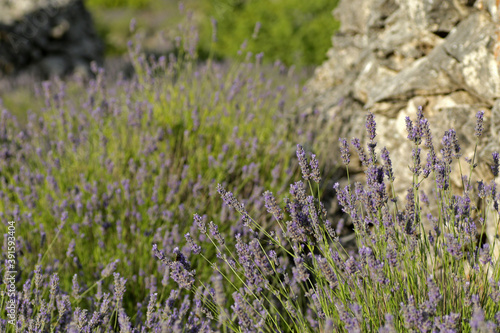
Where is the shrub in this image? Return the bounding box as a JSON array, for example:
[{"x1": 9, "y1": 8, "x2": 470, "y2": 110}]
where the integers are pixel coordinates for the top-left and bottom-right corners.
[
  {"x1": 87, "y1": 0, "x2": 340, "y2": 66},
  {"x1": 147, "y1": 109, "x2": 500, "y2": 332},
  {"x1": 85, "y1": 0, "x2": 151, "y2": 9},
  {"x1": 0, "y1": 16, "x2": 321, "y2": 331},
  {"x1": 3, "y1": 6, "x2": 499, "y2": 333},
  {"x1": 198, "y1": 0, "x2": 340, "y2": 67}
]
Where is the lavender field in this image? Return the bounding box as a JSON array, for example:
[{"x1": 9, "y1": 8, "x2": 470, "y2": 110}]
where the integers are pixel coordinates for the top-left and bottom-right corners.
[{"x1": 2, "y1": 3, "x2": 500, "y2": 333}]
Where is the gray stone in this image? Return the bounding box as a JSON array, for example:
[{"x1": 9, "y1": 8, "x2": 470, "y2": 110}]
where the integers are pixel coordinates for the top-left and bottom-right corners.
[
  {"x1": 302, "y1": 0, "x2": 500, "y2": 259},
  {"x1": 0, "y1": 0, "x2": 103, "y2": 78}
]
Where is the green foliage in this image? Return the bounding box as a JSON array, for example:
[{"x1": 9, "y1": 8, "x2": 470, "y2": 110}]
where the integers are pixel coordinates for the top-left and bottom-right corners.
[
  {"x1": 85, "y1": 0, "x2": 151, "y2": 9},
  {"x1": 0, "y1": 25, "x2": 323, "y2": 321},
  {"x1": 86, "y1": 0, "x2": 340, "y2": 67},
  {"x1": 199, "y1": 0, "x2": 340, "y2": 67}
]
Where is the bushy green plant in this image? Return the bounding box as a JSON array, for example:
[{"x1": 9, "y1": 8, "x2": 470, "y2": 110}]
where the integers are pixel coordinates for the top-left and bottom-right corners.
[
  {"x1": 198, "y1": 0, "x2": 340, "y2": 67},
  {"x1": 0, "y1": 17, "x2": 324, "y2": 330},
  {"x1": 167, "y1": 110, "x2": 500, "y2": 332},
  {"x1": 85, "y1": 0, "x2": 151, "y2": 9}
]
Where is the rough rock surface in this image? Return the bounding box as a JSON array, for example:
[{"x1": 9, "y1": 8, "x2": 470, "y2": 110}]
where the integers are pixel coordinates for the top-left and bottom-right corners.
[
  {"x1": 0, "y1": 0, "x2": 103, "y2": 78},
  {"x1": 302, "y1": 0, "x2": 500, "y2": 255}
]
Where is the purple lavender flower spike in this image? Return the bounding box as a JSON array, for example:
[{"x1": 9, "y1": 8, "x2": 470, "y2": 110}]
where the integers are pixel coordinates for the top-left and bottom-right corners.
[
  {"x1": 194, "y1": 213, "x2": 206, "y2": 234},
  {"x1": 152, "y1": 245, "x2": 172, "y2": 267},
  {"x1": 209, "y1": 221, "x2": 225, "y2": 246},
  {"x1": 470, "y1": 302, "x2": 497, "y2": 331},
  {"x1": 381, "y1": 147, "x2": 394, "y2": 181},
  {"x1": 475, "y1": 110, "x2": 485, "y2": 137},
  {"x1": 351, "y1": 138, "x2": 368, "y2": 166},
  {"x1": 290, "y1": 181, "x2": 307, "y2": 205},
  {"x1": 405, "y1": 116, "x2": 415, "y2": 142},
  {"x1": 492, "y1": 152, "x2": 499, "y2": 177},
  {"x1": 185, "y1": 233, "x2": 201, "y2": 254},
  {"x1": 366, "y1": 112, "x2": 376, "y2": 142},
  {"x1": 292, "y1": 256, "x2": 309, "y2": 282},
  {"x1": 379, "y1": 313, "x2": 397, "y2": 333},
  {"x1": 309, "y1": 154, "x2": 321, "y2": 183},
  {"x1": 101, "y1": 259, "x2": 120, "y2": 278},
  {"x1": 216, "y1": 184, "x2": 250, "y2": 226},
  {"x1": 296, "y1": 144, "x2": 310, "y2": 180},
  {"x1": 434, "y1": 313, "x2": 460, "y2": 332},
  {"x1": 263, "y1": 190, "x2": 284, "y2": 221},
  {"x1": 113, "y1": 272, "x2": 127, "y2": 308},
  {"x1": 411, "y1": 147, "x2": 421, "y2": 175},
  {"x1": 339, "y1": 138, "x2": 350, "y2": 165},
  {"x1": 365, "y1": 112, "x2": 377, "y2": 165},
  {"x1": 232, "y1": 292, "x2": 253, "y2": 329},
  {"x1": 445, "y1": 234, "x2": 463, "y2": 259},
  {"x1": 169, "y1": 261, "x2": 195, "y2": 289},
  {"x1": 435, "y1": 162, "x2": 450, "y2": 190},
  {"x1": 420, "y1": 117, "x2": 436, "y2": 164},
  {"x1": 479, "y1": 243, "x2": 491, "y2": 265}
]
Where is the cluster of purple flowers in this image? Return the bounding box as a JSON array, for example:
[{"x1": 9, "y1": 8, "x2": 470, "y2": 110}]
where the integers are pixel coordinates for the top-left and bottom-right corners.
[
  {"x1": 133, "y1": 109, "x2": 499, "y2": 332},
  {"x1": 0, "y1": 15, "x2": 322, "y2": 332},
  {"x1": 1, "y1": 10, "x2": 500, "y2": 332}
]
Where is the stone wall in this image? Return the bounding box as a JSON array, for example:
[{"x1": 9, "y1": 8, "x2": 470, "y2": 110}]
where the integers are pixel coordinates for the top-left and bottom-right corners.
[
  {"x1": 0, "y1": 0, "x2": 103, "y2": 78},
  {"x1": 301, "y1": 0, "x2": 500, "y2": 255}
]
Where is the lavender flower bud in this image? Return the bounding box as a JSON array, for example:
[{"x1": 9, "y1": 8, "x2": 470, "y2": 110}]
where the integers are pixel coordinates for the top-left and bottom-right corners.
[
  {"x1": 290, "y1": 181, "x2": 307, "y2": 205},
  {"x1": 194, "y1": 213, "x2": 206, "y2": 234},
  {"x1": 309, "y1": 154, "x2": 321, "y2": 183},
  {"x1": 72, "y1": 274, "x2": 80, "y2": 299},
  {"x1": 185, "y1": 233, "x2": 201, "y2": 254},
  {"x1": 211, "y1": 273, "x2": 226, "y2": 306},
  {"x1": 339, "y1": 138, "x2": 350, "y2": 165},
  {"x1": 209, "y1": 221, "x2": 225, "y2": 246},
  {"x1": 118, "y1": 308, "x2": 132, "y2": 333},
  {"x1": 491, "y1": 152, "x2": 499, "y2": 177},
  {"x1": 66, "y1": 239, "x2": 76, "y2": 258},
  {"x1": 405, "y1": 117, "x2": 414, "y2": 141},
  {"x1": 292, "y1": 256, "x2": 309, "y2": 282},
  {"x1": 366, "y1": 112, "x2": 376, "y2": 142},
  {"x1": 475, "y1": 111, "x2": 485, "y2": 137},
  {"x1": 232, "y1": 292, "x2": 253, "y2": 329},
  {"x1": 113, "y1": 272, "x2": 127, "y2": 308},
  {"x1": 381, "y1": 147, "x2": 394, "y2": 181},
  {"x1": 351, "y1": 138, "x2": 368, "y2": 166},
  {"x1": 152, "y1": 245, "x2": 172, "y2": 267},
  {"x1": 420, "y1": 118, "x2": 434, "y2": 148},
  {"x1": 216, "y1": 184, "x2": 249, "y2": 225},
  {"x1": 263, "y1": 191, "x2": 284, "y2": 221},
  {"x1": 145, "y1": 293, "x2": 157, "y2": 328},
  {"x1": 317, "y1": 256, "x2": 337, "y2": 288},
  {"x1": 48, "y1": 273, "x2": 59, "y2": 297},
  {"x1": 101, "y1": 259, "x2": 120, "y2": 278},
  {"x1": 296, "y1": 144, "x2": 310, "y2": 180}
]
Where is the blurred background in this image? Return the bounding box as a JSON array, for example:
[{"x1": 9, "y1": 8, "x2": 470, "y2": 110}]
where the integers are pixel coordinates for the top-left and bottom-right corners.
[
  {"x1": 89, "y1": 0, "x2": 339, "y2": 69},
  {"x1": 0, "y1": 0, "x2": 340, "y2": 80}
]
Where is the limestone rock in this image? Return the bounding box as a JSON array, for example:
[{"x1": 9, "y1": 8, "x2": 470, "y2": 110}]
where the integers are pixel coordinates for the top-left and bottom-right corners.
[
  {"x1": 0, "y1": 0, "x2": 103, "y2": 78},
  {"x1": 302, "y1": 0, "x2": 500, "y2": 254}
]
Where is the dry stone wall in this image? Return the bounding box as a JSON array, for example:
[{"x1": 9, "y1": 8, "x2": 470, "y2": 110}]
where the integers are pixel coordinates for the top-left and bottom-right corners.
[
  {"x1": 301, "y1": 0, "x2": 500, "y2": 255},
  {"x1": 0, "y1": 0, "x2": 103, "y2": 78}
]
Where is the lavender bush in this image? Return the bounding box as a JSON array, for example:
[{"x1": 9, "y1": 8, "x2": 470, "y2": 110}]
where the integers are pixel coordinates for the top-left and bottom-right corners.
[
  {"x1": 166, "y1": 109, "x2": 500, "y2": 332},
  {"x1": 151, "y1": 109, "x2": 499, "y2": 332},
  {"x1": 2, "y1": 9, "x2": 500, "y2": 333},
  {"x1": 0, "y1": 13, "x2": 320, "y2": 332}
]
